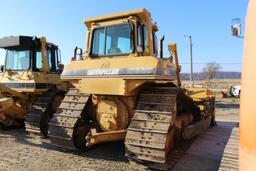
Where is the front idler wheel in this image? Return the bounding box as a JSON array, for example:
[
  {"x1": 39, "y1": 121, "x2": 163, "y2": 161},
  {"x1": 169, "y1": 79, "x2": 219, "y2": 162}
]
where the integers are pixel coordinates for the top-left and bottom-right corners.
[{"x1": 73, "y1": 118, "x2": 92, "y2": 150}]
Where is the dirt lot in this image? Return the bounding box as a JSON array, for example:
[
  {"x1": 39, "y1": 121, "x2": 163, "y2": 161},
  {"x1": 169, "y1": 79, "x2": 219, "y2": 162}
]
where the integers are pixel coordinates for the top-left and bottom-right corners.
[
  {"x1": 183, "y1": 79, "x2": 241, "y2": 90},
  {"x1": 0, "y1": 96, "x2": 239, "y2": 171}
]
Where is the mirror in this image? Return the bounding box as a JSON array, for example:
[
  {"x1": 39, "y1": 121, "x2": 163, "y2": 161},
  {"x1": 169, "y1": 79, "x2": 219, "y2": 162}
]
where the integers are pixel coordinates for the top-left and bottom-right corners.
[
  {"x1": 76, "y1": 48, "x2": 83, "y2": 56},
  {"x1": 137, "y1": 45, "x2": 143, "y2": 53},
  {"x1": 0, "y1": 65, "x2": 3, "y2": 72},
  {"x1": 57, "y1": 64, "x2": 64, "y2": 74},
  {"x1": 231, "y1": 18, "x2": 242, "y2": 37},
  {"x1": 160, "y1": 36, "x2": 165, "y2": 59},
  {"x1": 73, "y1": 47, "x2": 83, "y2": 60}
]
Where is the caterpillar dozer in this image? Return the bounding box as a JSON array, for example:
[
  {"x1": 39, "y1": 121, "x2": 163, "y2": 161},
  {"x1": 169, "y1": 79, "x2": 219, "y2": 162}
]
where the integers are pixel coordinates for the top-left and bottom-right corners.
[
  {"x1": 47, "y1": 9, "x2": 215, "y2": 170},
  {"x1": 0, "y1": 36, "x2": 68, "y2": 135}
]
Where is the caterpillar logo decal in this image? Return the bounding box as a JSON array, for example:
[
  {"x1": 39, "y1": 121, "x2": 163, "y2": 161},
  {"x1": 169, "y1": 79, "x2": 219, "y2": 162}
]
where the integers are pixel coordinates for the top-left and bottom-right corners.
[
  {"x1": 87, "y1": 69, "x2": 119, "y2": 76},
  {"x1": 61, "y1": 67, "x2": 177, "y2": 78}
]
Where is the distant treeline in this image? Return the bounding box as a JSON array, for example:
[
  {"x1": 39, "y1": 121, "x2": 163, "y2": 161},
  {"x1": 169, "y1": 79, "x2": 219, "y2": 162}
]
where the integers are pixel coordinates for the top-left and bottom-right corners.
[{"x1": 181, "y1": 71, "x2": 241, "y2": 80}]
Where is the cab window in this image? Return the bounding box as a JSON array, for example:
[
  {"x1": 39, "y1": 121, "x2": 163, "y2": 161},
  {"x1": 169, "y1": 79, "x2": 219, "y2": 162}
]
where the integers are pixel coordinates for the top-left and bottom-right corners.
[
  {"x1": 36, "y1": 49, "x2": 57, "y2": 71},
  {"x1": 91, "y1": 23, "x2": 133, "y2": 56},
  {"x1": 47, "y1": 50, "x2": 52, "y2": 69},
  {"x1": 142, "y1": 25, "x2": 147, "y2": 50},
  {"x1": 152, "y1": 31, "x2": 158, "y2": 55},
  {"x1": 36, "y1": 51, "x2": 43, "y2": 69},
  {"x1": 137, "y1": 23, "x2": 142, "y2": 48},
  {"x1": 6, "y1": 50, "x2": 30, "y2": 70}
]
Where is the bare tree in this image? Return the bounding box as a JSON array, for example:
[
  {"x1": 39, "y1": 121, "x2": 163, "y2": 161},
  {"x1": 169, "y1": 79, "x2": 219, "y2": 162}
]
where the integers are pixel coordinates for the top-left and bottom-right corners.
[{"x1": 203, "y1": 63, "x2": 221, "y2": 81}]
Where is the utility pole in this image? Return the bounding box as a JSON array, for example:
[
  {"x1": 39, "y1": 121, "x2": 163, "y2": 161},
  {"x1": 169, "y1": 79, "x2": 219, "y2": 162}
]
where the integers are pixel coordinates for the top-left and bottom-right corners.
[
  {"x1": 185, "y1": 35, "x2": 194, "y2": 86},
  {"x1": 189, "y1": 35, "x2": 193, "y2": 84}
]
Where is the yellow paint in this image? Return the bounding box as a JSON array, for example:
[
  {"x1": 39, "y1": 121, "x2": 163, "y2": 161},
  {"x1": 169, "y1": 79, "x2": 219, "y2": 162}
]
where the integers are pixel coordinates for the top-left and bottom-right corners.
[
  {"x1": 88, "y1": 129, "x2": 127, "y2": 146},
  {"x1": 62, "y1": 9, "x2": 181, "y2": 141},
  {"x1": 96, "y1": 97, "x2": 129, "y2": 131},
  {"x1": 0, "y1": 37, "x2": 67, "y2": 125},
  {"x1": 40, "y1": 37, "x2": 50, "y2": 72},
  {"x1": 187, "y1": 88, "x2": 214, "y2": 101},
  {"x1": 63, "y1": 56, "x2": 177, "y2": 96},
  {"x1": 62, "y1": 9, "x2": 179, "y2": 98},
  {"x1": 84, "y1": 8, "x2": 151, "y2": 29},
  {"x1": 63, "y1": 9, "x2": 215, "y2": 145}
]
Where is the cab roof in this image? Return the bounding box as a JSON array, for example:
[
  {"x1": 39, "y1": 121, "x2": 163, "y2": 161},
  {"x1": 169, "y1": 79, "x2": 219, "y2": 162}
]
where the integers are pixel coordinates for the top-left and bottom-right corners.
[
  {"x1": 84, "y1": 8, "x2": 152, "y2": 28},
  {"x1": 0, "y1": 36, "x2": 57, "y2": 51}
]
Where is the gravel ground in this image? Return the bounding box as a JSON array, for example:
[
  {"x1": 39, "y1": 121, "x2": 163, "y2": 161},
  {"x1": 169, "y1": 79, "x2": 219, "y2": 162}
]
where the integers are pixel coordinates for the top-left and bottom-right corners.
[
  {"x1": 215, "y1": 97, "x2": 240, "y2": 122},
  {"x1": 0, "y1": 131, "x2": 141, "y2": 171},
  {"x1": 0, "y1": 97, "x2": 239, "y2": 171}
]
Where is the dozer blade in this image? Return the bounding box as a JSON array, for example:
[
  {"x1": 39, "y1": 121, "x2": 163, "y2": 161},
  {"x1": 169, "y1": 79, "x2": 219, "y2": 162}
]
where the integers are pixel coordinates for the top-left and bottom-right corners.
[
  {"x1": 0, "y1": 97, "x2": 26, "y2": 126},
  {"x1": 186, "y1": 88, "x2": 216, "y2": 125}
]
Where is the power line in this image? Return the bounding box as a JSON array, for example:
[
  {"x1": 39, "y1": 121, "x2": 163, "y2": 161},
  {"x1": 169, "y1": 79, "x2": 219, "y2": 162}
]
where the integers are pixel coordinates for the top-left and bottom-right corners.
[{"x1": 180, "y1": 62, "x2": 242, "y2": 65}]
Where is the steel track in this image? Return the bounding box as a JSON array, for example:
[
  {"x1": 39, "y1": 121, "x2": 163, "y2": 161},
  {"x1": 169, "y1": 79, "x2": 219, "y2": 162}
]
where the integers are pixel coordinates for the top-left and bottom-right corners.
[
  {"x1": 125, "y1": 86, "x2": 181, "y2": 170},
  {"x1": 47, "y1": 88, "x2": 89, "y2": 150},
  {"x1": 25, "y1": 91, "x2": 56, "y2": 135}
]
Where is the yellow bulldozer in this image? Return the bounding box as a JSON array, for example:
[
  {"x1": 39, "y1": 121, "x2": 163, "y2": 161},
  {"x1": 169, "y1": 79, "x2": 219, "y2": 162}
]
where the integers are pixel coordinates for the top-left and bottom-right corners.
[
  {"x1": 46, "y1": 9, "x2": 215, "y2": 170},
  {"x1": 0, "y1": 36, "x2": 67, "y2": 135}
]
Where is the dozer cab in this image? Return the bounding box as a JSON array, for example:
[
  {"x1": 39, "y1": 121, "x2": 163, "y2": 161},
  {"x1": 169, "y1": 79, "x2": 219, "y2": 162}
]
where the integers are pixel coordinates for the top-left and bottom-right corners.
[
  {"x1": 47, "y1": 9, "x2": 215, "y2": 170},
  {"x1": 0, "y1": 36, "x2": 67, "y2": 134}
]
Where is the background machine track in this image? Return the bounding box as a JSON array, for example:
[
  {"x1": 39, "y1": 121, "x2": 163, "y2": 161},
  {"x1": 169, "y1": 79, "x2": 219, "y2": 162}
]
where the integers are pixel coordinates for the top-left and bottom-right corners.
[{"x1": 25, "y1": 91, "x2": 56, "y2": 135}]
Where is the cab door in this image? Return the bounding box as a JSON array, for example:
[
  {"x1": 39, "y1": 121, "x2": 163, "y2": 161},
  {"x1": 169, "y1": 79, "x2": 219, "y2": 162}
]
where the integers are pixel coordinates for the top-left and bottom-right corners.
[{"x1": 47, "y1": 46, "x2": 62, "y2": 74}]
